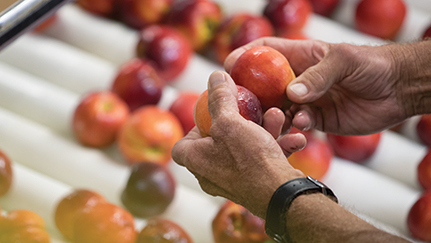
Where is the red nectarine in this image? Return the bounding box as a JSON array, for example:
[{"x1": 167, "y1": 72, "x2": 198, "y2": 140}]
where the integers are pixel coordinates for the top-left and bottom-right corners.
[
  {"x1": 326, "y1": 133, "x2": 381, "y2": 163},
  {"x1": 407, "y1": 191, "x2": 431, "y2": 241}
]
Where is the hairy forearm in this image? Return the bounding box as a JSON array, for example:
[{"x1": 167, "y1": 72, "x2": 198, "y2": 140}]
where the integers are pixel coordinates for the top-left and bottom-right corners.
[
  {"x1": 390, "y1": 40, "x2": 431, "y2": 117},
  {"x1": 283, "y1": 193, "x2": 411, "y2": 243}
]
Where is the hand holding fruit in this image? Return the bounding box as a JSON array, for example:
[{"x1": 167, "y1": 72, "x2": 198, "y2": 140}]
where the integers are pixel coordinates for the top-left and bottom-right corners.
[{"x1": 172, "y1": 71, "x2": 306, "y2": 219}]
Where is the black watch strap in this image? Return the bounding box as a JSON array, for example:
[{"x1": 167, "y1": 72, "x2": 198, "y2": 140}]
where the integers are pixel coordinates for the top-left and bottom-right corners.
[{"x1": 265, "y1": 176, "x2": 338, "y2": 243}]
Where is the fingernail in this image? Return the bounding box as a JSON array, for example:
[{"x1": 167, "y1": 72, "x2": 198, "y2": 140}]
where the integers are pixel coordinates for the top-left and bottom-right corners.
[
  {"x1": 208, "y1": 71, "x2": 225, "y2": 89},
  {"x1": 290, "y1": 83, "x2": 308, "y2": 97}
]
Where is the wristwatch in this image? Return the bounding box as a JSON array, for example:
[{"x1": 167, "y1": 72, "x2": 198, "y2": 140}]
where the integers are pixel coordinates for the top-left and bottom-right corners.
[{"x1": 265, "y1": 176, "x2": 338, "y2": 243}]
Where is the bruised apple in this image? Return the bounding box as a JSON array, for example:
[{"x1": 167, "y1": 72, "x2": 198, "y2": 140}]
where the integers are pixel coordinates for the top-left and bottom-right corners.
[
  {"x1": 137, "y1": 25, "x2": 192, "y2": 81},
  {"x1": 136, "y1": 218, "x2": 193, "y2": 243},
  {"x1": 309, "y1": 0, "x2": 340, "y2": 17},
  {"x1": 164, "y1": 0, "x2": 223, "y2": 51},
  {"x1": 407, "y1": 191, "x2": 431, "y2": 241},
  {"x1": 169, "y1": 91, "x2": 200, "y2": 134},
  {"x1": 212, "y1": 13, "x2": 274, "y2": 64},
  {"x1": 418, "y1": 149, "x2": 431, "y2": 191},
  {"x1": 326, "y1": 133, "x2": 381, "y2": 163},
  {"x1": 355, "y1": 0, "x2": 406, "y2": 40},
  {"x1": 118, "y1": 106, "x2": 184, "y2": 165},
  {"x1": 112, "y1": 58, "x2": 165, "y2": 112},
  {"x1": 121, "y1": 162, "x2": 176, "y2": 218},
  {"x1": 263, "y1": 0, "x2": 312, "y2": 35},
  {"x1": 0, "y1": 149, "x2": 12, "y2": 197},
  {"x1": 119, "y1": 0, "x2": 173, "y2": 29},
  {"x1": 72, "y1": 91, "x2": 130, "y2": 148},
  {"x1": 417, "y1": 114, "x2": 431, "y2": 147},
  {"x1": 230, "y1": 46, "x2": 296, "y2": 110},
  {"x1": 212, "y1": 200, "x2": 270, "y2": 243},
  {"x1": 194, "y1": 85, "x2": 263, "y2": 137},
  {"x1": 288, "y1": 131, "x2": 333, "y2": 180}
]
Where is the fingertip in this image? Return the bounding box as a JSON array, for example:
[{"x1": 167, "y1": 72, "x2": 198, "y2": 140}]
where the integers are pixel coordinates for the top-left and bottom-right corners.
[
  {"x1": 292, "y1": 111, "x2": 313, "y2": 131},
  {"x1": 208, "y1": 70, "x2": 228, "y2": 89}
]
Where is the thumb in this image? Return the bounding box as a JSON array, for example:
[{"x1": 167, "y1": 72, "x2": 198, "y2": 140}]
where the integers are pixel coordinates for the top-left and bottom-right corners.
[
  {"x1": 207, "y1": 71, "x2": 239, "y2": 121},
  {"x1": 286, "y1": 55, "x2": 343, "y2": 104}
]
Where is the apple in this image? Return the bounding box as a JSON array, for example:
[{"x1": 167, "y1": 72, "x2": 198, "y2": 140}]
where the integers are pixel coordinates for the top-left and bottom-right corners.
[
  {"x1": 72, "y1": 91, "x2": 130, "y2": 148},
  {"x1": 417, "y1": 114, "x2": 431, "y2": 147},
  {"x1": 76, "y1": 0, "x2": 117, "y2": 17},
  {"x1": 169, "y1": 91, "x2": 200, "y2": 134},
  {"x1": 423, "y1": 24, "x2": 431, "y2": 39},
  {"x1": 136, "y1": 25, "x2": 193, "y2": 81},
  {"x1": 0, "y1": 149, "x2": 12, "y2": 197},
  {"x1": 111, "y1": 58, "x2": 165, "y2": 112},
  {"x1": 288, "y1": 131, "x2": 333, "y2": 180},
  {"x1": 0, "y1": 210, "x2": 50, "y2": 243},
  {"x1": 263, "y1": 0, "x2": 312, "y2": 35},
  {"x1": 121, "y1": 162, "x2": 176, "y2": 218},
  {"x1": 355, "y1": 0, "x2": 406, "y2": 40},
  {"x1": 212, "y1": 200, "x2": 270, "y2": 243},
  {"x1": 194, "y1": 85, "x2": 263, "y2": 137},
  {"x1": 230, "y1": 46, "x2": 296, "y2": 110},
  {"x1": 117, "y1": 105, "x2": 184, "y2": 165},
  {"x1": 326, "y1": 133, "x2": 381, "y2": 163},
  {"x1": 407, "y1": 191, "x2": 431, "y2": 241},
  {"x1": 212, "y1": 13, "x2": 274, "y2": 64},
  {"x1": 309, "y1": 0, "x2": 340, "y2": 17},
  {"x1": 164, "y1": 0, "x2": 223, "y2": 51},
  {"x1": 136, "y1": 218, "x2": 193, "y2": 242},
  {"x1": 118, "y1": 0, "x2": 174, "y2": 29},
  {"x1": 418, "y1": 149, "x2": 431, "y2": 191},
  {"x1": 54, "y1": 189, "x2": 106, "y2": 240}
]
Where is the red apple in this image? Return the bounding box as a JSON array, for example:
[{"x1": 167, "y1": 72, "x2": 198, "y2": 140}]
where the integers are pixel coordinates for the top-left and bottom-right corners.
[
  {"x1": 309, "y1": 0, "x2": 340, "y2": 17},
  {"x1": 194, "y1": 85, "x2": 263, "y2": 137},
  {"x1": 418, "y1": 149, "x2": 431, "y2": 191},
  {"x1": 407, "y1": 191, "x2": 431, "y2": 241},
  {"x1": 212, "y1": 200, "x2": 270, "y2": 243},
  {"x1": 117, "y1": 106, "x2": 184, "y2": 165},
  {"x1": 423, "y1": 24, "x2": 431, "y2": 39},
  {"x1": 326, "y1": 133, "x2": 381, "y2": 163},
  {"x1": 212, "y1": 13, "x2": 274, "y2": 64},
  {"x1": 417, "y1": 114, "x2": 431, "y2": 147},
  {"x1": 76, "y1": 0, "x2": 117, "y2": 17},
  {"x1": 137, "y1": 25, "x2": 193, "y2": 81},
  {"x1": 136, "y1": 218, "x2": 193, "y2": 243},
  {"x1": 355, "y1": 0, "x2": 406, "y2": 40},
  {"x1": 0, "y1": 149, "x2": 12, "y2": 197},
  {"x1": 164, "y1": 0, "x2": 223, "y2": 51},
  {"x1": 111, "y1": 58, "x2": 165, "y2": 112},
  {"x1": 118, "y1": 0, "x2": 174, "y2": 29},
  {"x1": 169, "y1": 91, "x2": 200, "y2": 134},
  {"x1": 288, "y1": 131, "x2": 333, "y2": 180},
  {"x1": 72, "y1": 91, "x2": 130, "y2": 148},
  {"x1": 121, "y1": 162, "x2": 176, "y2": 218},
  {"x1": 230, "y1": 46, "x2": 296, "y2": 110},
  {"x1": 263, "y1": 0, "x2": 312, "y2": 35}
]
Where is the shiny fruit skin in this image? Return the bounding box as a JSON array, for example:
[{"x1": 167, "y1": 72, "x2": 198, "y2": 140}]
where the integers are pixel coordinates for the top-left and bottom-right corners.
[
  {"x1": 72, "y1": 91, "x2": 130, "y2": 148},
  {"x1": 194, "y1": 85, "x2": 263, "y2": 137},
  {"x1": 213, "y1": 13, "x2": 274, "y2": 64},
  {"x1": 407, "y1": 191, "x2": 431, "y2": 241},
  {"x1": 263, "y1": 0, "x2": 312, "y2": 34},
  {"x1": 169, "y1": 92, "x2": 200, "y2": 134},
  {"x1": 212, "y1": 201, "x2": 269, "y2": 243},
  {"x1": 112, "y1": 58, "x2": 165, "y2": 112},
  {"x1": 117, "y1": 106, "x2": 184, "y2": 165},
  {"x1": 72, "y1": 202, "x2": 137, "y2": 243},
  {"x1": 0, "y1": 149, "x2": 12, "y2": 197},
  {"x1": 326, "y1": 133, "x2": 381, "y2": 163},
  {"x1": 355, "y1": 0, "x2": 406, "y2": 40},
  {"x1": 418, "y1": 150, "x2": 431, "y2": 191},
  {"x1": 417, "y1": 114, "x2": 431, "y2": 147},
  {"x1": 121, "y1": 162, "x2": 176, "y2": 218},
  {"x1": 136, "y1": 218, "x2": 193, "y2": 243},
  {"x1": 54, "y1": 189, "x2": 105, "y2": 240},
  {"x1": 137, "y1": 25, "x2": 192, "y2": 81},
  {"x1": 288, "y1": 133, "x2": 333, "y2": 180},
  {"x1": 230, "y1": 46, "x2": 295, "y2": 110}
]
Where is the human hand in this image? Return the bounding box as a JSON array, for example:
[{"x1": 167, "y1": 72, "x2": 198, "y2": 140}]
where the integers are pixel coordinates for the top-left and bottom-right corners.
[
  {"x1": 225, "y1": 37, "x2": 408, "y2": 135},
  {"x1": 171, "y1": 71, "x2": 305, "y2": 218}
]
